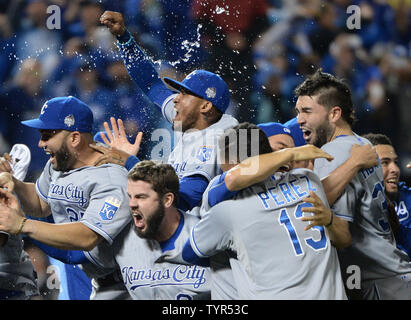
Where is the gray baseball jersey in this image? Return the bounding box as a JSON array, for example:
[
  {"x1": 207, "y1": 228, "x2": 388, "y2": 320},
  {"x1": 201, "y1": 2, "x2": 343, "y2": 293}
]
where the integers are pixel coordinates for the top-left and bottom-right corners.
[
  {"x1": 314, "y1": 134, "x2": 411, "y2": 298},
  {"x1": 35, "y1": 160, "x2": 132, "y2": 288},
  {"x1": 189, "y1": 168, "x2": 347, "y2": 299},
  {"x1": 191, "y1": 174, "x2": 239, "y2": 300},
  {"x1": 112, "y1": 210, "x2": 211, "y2": 300},
  {"x1": 0, "y1": 234, "x2": 38, "y2": 299},
  {"x1": 162, "y1": 96, "x2": 238, "y2": 181}
]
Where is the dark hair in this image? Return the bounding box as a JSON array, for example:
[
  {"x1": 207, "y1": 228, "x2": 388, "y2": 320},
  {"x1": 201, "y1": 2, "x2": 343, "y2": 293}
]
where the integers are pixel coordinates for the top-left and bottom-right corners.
[
  {"x1": 218, "y1": 122, "x2": 273, "y2": 164},
  {"x1": 362, "y1": 133, "x2": 393, "y2": 146},
  {"x1": 128, "y1": 160, "x2": 180, "y2": 207},
  {"x1": 294, "y1": 69, "x2": 356, "y2": 127}
]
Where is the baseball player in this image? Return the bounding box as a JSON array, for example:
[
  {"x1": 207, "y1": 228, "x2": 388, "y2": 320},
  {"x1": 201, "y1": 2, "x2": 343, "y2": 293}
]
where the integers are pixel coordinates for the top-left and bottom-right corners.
[
  {"x1": 257, "y1": 122, "x2": 294, "y2": 151},
  {"x1": 362, "y1": 133, "x2": 411, "y2": 258},
  {"x1": 0, "y1": 96, "x2": 132, "y2": 300},
  {"x1": 294, "y1": 69, "x2": 411, "y2": 299},
  {"x1": 221, "y1": 122, "x2": 379, "y2": 209},
  {"x1": 162, "y1": 123, "x2": 344, "y2": 299},
  {"x1": 90, "y1": 160, "x2": 211, "y2": 300},
  {"x1": 170, "y1": 123, "x2": 347, "y2": 299},
  {"x1": 100, "y1": 11, "x2": 238, "y2": 211},
  {"x1": 0, "y1": 144, "x2": 39, "y2": 300}
]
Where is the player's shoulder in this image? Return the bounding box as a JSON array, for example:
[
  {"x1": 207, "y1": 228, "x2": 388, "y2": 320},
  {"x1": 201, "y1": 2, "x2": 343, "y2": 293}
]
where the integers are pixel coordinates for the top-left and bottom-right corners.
[
  {"x1": 83, "y1": 164, "x2": 129, "y2": 184},
  {"x1": 181, "y1": 209, "x2": 201, "y2": 227},
  {"x1": 208, "y1": 114, "x2": 238, "y2": 132},
  {"x1": 288, "y1": 168, "x2": 321, "y2": 182}
]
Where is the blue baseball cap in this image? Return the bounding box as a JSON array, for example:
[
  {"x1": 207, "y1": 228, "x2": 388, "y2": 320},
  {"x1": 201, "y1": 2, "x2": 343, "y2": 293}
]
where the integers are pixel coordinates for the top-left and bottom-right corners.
[
  {"x1": 21, "y1": 96, "x2": 94, "y2": 132},
  {"x1": 163, "y1": 70, "x2": 230, "y2": 113},
  {"x1": 283, "y1": 117, "x2": 306, "y2": 147},
  {"x1": 257, "y1": 122, "x2": 292, "y2": 138}
]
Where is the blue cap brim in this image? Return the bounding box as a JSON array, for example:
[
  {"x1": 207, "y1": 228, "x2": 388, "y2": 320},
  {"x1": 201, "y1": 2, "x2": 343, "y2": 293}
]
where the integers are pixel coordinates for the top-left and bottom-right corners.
[
  {"x1": 21, "y1": 118, "x2": 61, "y2": 130},
  {"x1": 163, "y1": 77, "x2": 202, "y2": 98}
]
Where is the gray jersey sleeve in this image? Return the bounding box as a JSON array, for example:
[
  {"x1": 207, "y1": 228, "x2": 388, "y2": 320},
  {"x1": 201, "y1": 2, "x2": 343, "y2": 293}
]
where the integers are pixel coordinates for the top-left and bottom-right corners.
[
  {"x1": 35, "y1": 160, "x2": 53, "y2": 202},
  {"x1": 314, "y1": 137, "x2": 363, "y2": 221},
  {"x1": 80, "y1": 166, "x2": 131, "y2": 245},
  {"x1": 161, "y1": 93, "x2": 177, "y2": 123},
  {"x1": 190, "y1": 204, "x2": 232, "y2": 258}
]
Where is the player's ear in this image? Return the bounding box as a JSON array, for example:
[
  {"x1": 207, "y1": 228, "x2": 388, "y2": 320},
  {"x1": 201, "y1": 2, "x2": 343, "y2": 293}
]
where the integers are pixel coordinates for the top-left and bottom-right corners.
[
  {"x1": 200, "y1": 101, "x2": 213, "y2": 114},
  {"x1": 162, "y1": 192, "x2": 174, "y2": 209},
  {"x1": 328, "y1": 106, "x2": 342, "y2": 124},
  {"x1": 67, "y1": 131, "x2": 82, "y2": 147}
]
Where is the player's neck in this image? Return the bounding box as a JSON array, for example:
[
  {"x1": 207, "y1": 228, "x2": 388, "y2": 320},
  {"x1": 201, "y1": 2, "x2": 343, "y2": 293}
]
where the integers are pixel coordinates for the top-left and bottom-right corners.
[
  {"x1": 71, "y1": 147, "x2": 102, "y2": 169},
  {"x1": 329, "y1": 123, "x2": 353, "y2": 142},
  {"x1": 155, "y1": 207, "x2": 181, "y2": 243}
]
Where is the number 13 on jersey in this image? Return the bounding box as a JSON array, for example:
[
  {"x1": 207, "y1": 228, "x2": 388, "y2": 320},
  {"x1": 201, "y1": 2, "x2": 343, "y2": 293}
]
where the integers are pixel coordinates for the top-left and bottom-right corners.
[{"x1": 279, "y1": 203, "x2": 328, "y2": 256}]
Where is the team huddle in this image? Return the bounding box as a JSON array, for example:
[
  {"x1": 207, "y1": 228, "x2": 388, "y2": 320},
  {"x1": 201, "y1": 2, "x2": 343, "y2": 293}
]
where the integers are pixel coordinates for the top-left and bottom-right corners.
[{"x1": 0, "y1": 11, "x2": 410, "y2": 300}]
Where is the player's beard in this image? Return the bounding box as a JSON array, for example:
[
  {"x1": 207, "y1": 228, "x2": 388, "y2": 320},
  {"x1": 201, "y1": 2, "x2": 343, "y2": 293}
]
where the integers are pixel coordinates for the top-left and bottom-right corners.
[
  {"x1": 312, "y1": 121, "x2": 333, "y2": 148},
  {"x1": 54, "y1": 141, "x2": 76, "y2": 172},
  {"x1": 135, "y1": 200, "x2": 165, "y2": 239},
  {"x1": 385, "y1": 189, "x2": 399, "y2": 203}
]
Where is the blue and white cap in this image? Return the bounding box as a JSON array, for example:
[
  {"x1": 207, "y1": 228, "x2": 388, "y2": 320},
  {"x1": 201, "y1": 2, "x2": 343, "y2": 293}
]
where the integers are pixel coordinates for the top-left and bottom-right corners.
[
  {"x1": 163, "y1": 70, "x2": 230, "y2": 113},
  {"x1": 21, "y1": 96, "x2": 94, "y2": 132},
  {"x1": 257, "y1": 122, "x2": 292, "y2": 138}
]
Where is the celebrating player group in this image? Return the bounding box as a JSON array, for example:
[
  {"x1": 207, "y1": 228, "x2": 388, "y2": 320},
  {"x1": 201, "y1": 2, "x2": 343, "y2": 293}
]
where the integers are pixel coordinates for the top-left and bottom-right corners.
[{"x1": 0, "y1": 9, "x2": 410, "y2": 301}]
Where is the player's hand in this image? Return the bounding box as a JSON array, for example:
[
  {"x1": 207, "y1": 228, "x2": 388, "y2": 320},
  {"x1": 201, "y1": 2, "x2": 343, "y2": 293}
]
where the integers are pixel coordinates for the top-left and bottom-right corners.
[
  {"x1": 100, "y1": 11, "x2": 126, "y2": 37},
  {"x1": 99, "y1": 117, "x2": 143, "y2": 156},
  {"x1": 300, "y1": 191, "x2": 333, "y2": 231},
  {"x1": 0, "y1": 172, "x2": 15, "y2": 192},
  {"x1": 349, "y1": 144, "x2": 378, "y2": 169},
  {"x1": 0, "y1": 153, "x2": 13, "y2": 174},
  {"x1": 290, "y1": 145, "x2": 334, "y2": 162},
  {"x1": 0, "y1": 186, "x2": 21, "y2": 211},
  {"x1": 407, "y1": 161, "x2": 411, "y2": 169},
  {"x1": 90, "y1": 144, "x2": 131, "y2": 167},
  {"x1": 0, "y1": 188, "x2": 25, "y2": 235}
]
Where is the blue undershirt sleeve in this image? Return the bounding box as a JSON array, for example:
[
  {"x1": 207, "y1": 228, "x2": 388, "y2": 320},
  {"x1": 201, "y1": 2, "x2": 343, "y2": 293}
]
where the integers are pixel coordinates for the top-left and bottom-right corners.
[
  {"x1": 178, "y1": 175, "x2": 209, "y2": 211},
  {"x1": 124, "y1": 155, "x2": 140, "y2": 171},
  {"x1": 117, "y1": 29, "x2": 174, "y2": 108},
  {"x1": 27, "y1": 238, "x2": 88, "y2": 265},
  {"x1": 207, "y1": 172, "x2": 239, "y2": 208},
  {"x1": 182, "y1": 239, "x2": 210, "y2": 267}
]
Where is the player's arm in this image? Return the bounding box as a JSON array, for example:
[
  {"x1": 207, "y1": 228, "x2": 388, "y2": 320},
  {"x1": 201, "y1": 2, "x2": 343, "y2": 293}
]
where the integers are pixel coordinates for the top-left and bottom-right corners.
[
  {"x1": 0, "y1": 172, "x2": 50, "y2": 217},
  {"x1": 0, "y1": 188, "x2": 102, "y2": 250},
  {"x1": 183, "y1": 206, "x2": 231, "y2": 264},
  {"x1": 300, "y1": 191, "x2": 352, "y2": 248},
  {"x1": 26, "y1": 238, "x2": 89, "y2": 264},
  {"x1": 224, "y1": 145, "x2": 333, "y2": 191},
  {"x1": 321, "y1": 144, "x2": 379, "y2": 205},
  {"x1": 100, "y1": 11, "x2": 173, "y2": 110},
  {"x1": 178, "y1": 175, "x2": 209, "y2": 211}
]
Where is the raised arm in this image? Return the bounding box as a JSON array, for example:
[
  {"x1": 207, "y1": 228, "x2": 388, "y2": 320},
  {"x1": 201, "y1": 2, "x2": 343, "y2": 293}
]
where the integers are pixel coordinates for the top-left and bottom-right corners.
[
  {"x1": 321, "y1": 144, "x2": 379, "y2": 205},
  {"x1": 224, "y1": 144, "x2": 333, "y2": 191},
  {"x1": 100, "y1": 11, "x2": 173, "y2": 109}
]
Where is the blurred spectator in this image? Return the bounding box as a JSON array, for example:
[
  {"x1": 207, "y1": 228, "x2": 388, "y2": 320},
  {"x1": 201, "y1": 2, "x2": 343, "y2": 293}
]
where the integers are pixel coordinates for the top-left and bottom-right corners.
[
  {"x1": 307, "y1": 2, "x2": 339, "y2": 58},
  {"x1": 0, "y1": 58, "x2": 49, "y2": 179},
  {"x1": 69, "y1": 62, "x2": 117, "y2": 131},
  {"x1": 15, "y1": 0, "x2": 62, "y2": 78},
  {"x1": 0, "y1": 13, "x2": 16, "y2": 84},
  {"x1": 191, "y1": 0, "x2": 271, "y2": 121}
]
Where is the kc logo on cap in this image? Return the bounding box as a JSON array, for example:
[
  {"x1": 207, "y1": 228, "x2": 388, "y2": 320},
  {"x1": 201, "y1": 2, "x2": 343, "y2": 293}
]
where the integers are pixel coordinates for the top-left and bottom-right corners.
[{"x1": 21, "y1": 96, "x2": 94, "y2": 133}]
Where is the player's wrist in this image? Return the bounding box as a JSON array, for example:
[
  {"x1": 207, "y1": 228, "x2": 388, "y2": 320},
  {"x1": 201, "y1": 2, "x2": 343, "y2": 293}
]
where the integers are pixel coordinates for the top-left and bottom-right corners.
[
  {"x1": 116, "y1": 29, "x2": 131, "y2": 43},
  {"x1": 325, "y1": 212, "x2": 334, "y2": 228}
]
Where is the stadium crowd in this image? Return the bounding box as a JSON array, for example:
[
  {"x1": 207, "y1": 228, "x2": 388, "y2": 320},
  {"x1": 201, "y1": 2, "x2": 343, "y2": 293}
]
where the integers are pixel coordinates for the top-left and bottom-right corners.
[{"x1": 1, "y1": 0, "x2": 411, "y2": 301}]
